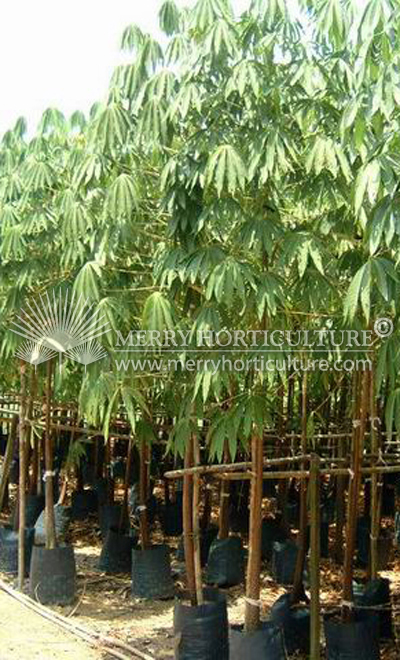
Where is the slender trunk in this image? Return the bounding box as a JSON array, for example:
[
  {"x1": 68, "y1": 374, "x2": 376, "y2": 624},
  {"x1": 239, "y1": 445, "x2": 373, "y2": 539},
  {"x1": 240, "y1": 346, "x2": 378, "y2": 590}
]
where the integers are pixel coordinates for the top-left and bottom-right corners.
[
  {"x1": 309, "y1": 455, "x2": 321, "y2": 659},
  {"x1": 342, "y1": 369, "x2": 369, "y2": 621},
  {"x1": 334, "y1": 437, "x2": 346, "y2": 562},
  {"x1": 120, "y1": 435, "x2": 134, "y2": 532},
  {"x1": 44, "y1": 359, "x2": 56, "y2": 550},
  {"x1": 218, "y1": 442, "x2": 231, "y2": 540},
  {"x1": 183, "y1": 435, "x2": 196, "y2": 605},
  {"x1": 369, "y1": 365, "x2": 380, "y2": 580},
  {"x1": 192, "y1": 434, "x2": 203, "y2": 605},
  {"x1": 139, "y1": 438, "x2": 150, "y2": 549},
  {"x1": 292, "y1": 371, "x2": 308, "y2": 601},
  {"x1": 18, "y1": 361, "x2": 28, "y2": 590},
  {"x1": 244, "y1": 432, "x2": 263, "y2": 632},
  {"x1": 0, "y1": 414, "x2": 18, "y2": 511},
  {"x1": 201, "y1": 480, "x2": 212, "y2": 532}
]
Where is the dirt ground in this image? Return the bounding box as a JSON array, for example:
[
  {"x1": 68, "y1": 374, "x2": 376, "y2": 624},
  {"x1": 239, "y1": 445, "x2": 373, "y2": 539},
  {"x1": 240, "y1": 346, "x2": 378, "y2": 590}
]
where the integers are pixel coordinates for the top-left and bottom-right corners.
[{"x1": 0, "y1": 512, "x2": 400, "y2": 659}]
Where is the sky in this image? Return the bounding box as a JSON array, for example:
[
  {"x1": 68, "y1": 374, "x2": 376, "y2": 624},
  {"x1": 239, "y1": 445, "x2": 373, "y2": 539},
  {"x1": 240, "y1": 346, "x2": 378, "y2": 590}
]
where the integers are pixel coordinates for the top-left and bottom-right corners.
[{"x1": 0, "y1": 0, "x2": 250, "y2": 136}]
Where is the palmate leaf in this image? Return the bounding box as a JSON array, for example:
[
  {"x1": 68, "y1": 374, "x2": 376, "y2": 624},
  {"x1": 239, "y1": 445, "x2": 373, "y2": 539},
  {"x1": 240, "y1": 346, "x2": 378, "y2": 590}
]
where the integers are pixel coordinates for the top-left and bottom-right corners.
[
  {"x1": 0, "y1": 225, "x2": 27, "y2": 261},
  {"x1": 95, "y1": 102, "x2": 131, "y2": 151},
  {"x1": 205, "y1": 145, "x2": 246, "y2": 197},
  {"x1": 73, "y1": 260, "x2": 103, "y2": 301},
  {"x1": 23, "y1": 159, "x2": 54, "y2": 192},
  {"x1": 120, "y1": 24, "x2": 145, "y2": 52},
  {"x1": 159, "y1": 0, "x2": 181, "y2": 35},
  {"x1": 206, "y1": 258, "x2": 252, "y2": 306},
  {"x1": 137, "y1": 99, "x2": 169, "y2": 144},
  {"x1": 73, "y1": 153, "x2": 106, "y2": 187},
  {"x1": 192, "y1": 0, "x2": 232, "y2": 31},
  {"x1": 354, "y1": 159, "x2": 381, "y2": 215},
  {"x1": 204, "y1": 18, "x2": 238, "y2": 58},
  {"x1": 106, "y1": 173, "x2": 139, "y2": 218},
  {"x1": 225, "y1": 60, "x2": 261, "y2": 99},
  {"x1": 142, "y1": 292, "x2": 175, "y2": 332},
  {"x1": 38, "y1": 107, "x2": 67, "y2": 135}
]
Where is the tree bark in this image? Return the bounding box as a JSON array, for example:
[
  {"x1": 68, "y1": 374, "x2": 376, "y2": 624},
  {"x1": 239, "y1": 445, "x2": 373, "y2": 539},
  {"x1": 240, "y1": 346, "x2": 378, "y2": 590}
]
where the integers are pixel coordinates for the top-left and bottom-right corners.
[{"x1": 244, "y1": 431, "x2": 263, "y2": 632}]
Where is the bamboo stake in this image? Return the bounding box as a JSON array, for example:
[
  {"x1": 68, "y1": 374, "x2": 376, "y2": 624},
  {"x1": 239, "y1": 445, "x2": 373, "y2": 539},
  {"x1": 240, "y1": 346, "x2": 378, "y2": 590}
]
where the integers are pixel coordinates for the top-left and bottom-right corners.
[
  {"x1": 164, "y1": 454, "x2": 312, "y2": 479},
  {"x1": 309, "y1": 454, "x2": 321, "y2": 659},
  {"x1": 18, "y1": 360, "x2": 28, "y2": 590},
  {"x1": 192, "y1": 434, "x2": 203, "y2": 606},
  {"x1": 369, "y1": 366, "x2": 380, "y2": 580},
  {"x1": 244, "y1": 431, "x2": 263, "y2": 632}
]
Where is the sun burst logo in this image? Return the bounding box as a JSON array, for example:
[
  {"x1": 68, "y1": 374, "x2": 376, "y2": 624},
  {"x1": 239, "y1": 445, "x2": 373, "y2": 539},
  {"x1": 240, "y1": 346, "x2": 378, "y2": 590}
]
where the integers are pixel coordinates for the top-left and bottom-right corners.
[{"x1": 11, "y1": 289, "x2": 110, "y2": 369}]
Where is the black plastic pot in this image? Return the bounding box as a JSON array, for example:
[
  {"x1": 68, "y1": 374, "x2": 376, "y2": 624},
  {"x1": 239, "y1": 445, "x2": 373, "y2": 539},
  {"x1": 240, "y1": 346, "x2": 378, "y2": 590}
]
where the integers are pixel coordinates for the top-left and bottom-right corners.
[
  {"x1": 160, "y1": 500, "x2": 183, "y2": 537},
  {"x1": 98, "y1": 504, "x2": 123, "y2": 537},
  {"x1": 205, "y1": 536, "x2": 244, "y2": 587},
  {"x1": 271, "y1": 540, "x2": 298, "y2": 585},
  {"x1": 230, "y1": 622, "x2": 285, "y2": 660},
  {"x1": 12, "y1": 494, "x2": 45, "y2": 528},
  {"x1": 29, "y1": 544, "x2": 76, "y2": 605},
  {"x1": 176, "y1": 527, "x2": 218, "y2": 567},
  {"x1": 324, "y1": 611, "x2": 380, "y2": 660},
  {"x1": 270, "y1": 592, "x2": 310, "y2": 654},
  {"x1": 0, "y1": 526, "x2": 34, "y2": 576},
  {"x1": 131, "y1": 544, "x2": 174, "y2": 599},
  {"x1": 261, "y1": 518, "x2": 288, "y2": 562},
  {"x1": 98, "y1": 527, "x2": 137, "y2": 573},
  {"x1": 71, "y1": 489, "x2": 98, "y2": 520},
  {"x1": 94, "y1": 477, "x2": 109, "y2": 507},
  {"x1": 206, "y1": 536, "x2": 244, "y2": 587},
  {"x1": 174, "y1": 588, "x2": 229, "y2": 659},
  {"x1": 34, "y1": 504, "x2": 71, "y2": 545},
  {"x1": 354, "y1": 578, "x2": 393, "y2": 640}
]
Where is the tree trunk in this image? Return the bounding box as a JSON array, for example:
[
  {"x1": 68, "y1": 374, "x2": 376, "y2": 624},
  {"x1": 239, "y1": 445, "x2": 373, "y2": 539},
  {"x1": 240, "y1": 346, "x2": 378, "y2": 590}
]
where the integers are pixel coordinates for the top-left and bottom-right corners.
[
  {"x1": 192, "y1": 434, "x2": 203, "y2": 605},
  {"x1": 369, "y1": 365, "x2": 380, "y2": 580},
  {"x1": 18, "y1": 361, "x2": 28, "y2": 590},
  {"x1": 333, "y1": 437, "x2": 346, "y2": 562},
  {"x1": 218, "y1": 442, "x2": 230, "y2": 540},
  {"x1": 342, "y1": 368, "x2": 369, "y2": 620},
  {"x1": 244, "y1": 431, "x2": 263, "y2": 632},
  {"x1": 183, "y1": 435, "x2": 196, "y2": 605},
  {"x1": 0, "y1": 414, "x2": 18, "y2": 512},
  {"x1": 292, "y1": 371, "x2": 308, "y2": 602},
  {"x1": 139, "y1": 437, "x2": 150, "y2": 549},
  {"x1": 120, "y1": 435, "x2": 134, "y2": 531},
  {"x1": 44, "y1": 359, "x2": 57, "y2": 550}
]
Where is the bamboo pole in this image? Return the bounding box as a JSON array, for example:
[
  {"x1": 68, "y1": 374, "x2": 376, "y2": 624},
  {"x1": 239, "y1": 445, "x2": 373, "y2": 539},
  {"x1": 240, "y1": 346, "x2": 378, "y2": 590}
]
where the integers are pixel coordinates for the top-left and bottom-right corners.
[
  {"x1": 18, "y1": 360, "x2": 28, "y2": 590},
  {"x1": 369, "y1": 367, "x2": 380, "y2": 580},
  {"x1": 309, "y1": 454, "x2": 321, "y2": 659},
  {"x1": 164, "y1": 454, "x2": 312, "y2": 479},
  {"x1": 334, "y1": 437, "x2": 346, "y2": 563},
  {"x1": 244, "y1": 431, "x2": 263, "y2": 632},
  {"x1": 192, "y1": 434, "x2": 203, "y2": 605}
]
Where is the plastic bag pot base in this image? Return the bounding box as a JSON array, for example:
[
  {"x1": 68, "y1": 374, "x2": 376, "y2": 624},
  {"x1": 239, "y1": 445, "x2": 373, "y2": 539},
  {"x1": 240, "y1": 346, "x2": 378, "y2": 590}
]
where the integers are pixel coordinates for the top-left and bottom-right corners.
[
  {"x1": 230, "y1": 623, "x2": 286, "y2": 660},
  {"x1": 34, "y1": 504, "x2": 71, "y2": 545},
  {"x1": 271, "y1": 540, "x2": 298, "y2": 585},
  {"x1": 98, "y1": 504, "x2": 123, "y2": 537},
  {"x1": 98, "y1": 527, "x2": 137, "y2": 573},
  {"x1": 160, "y1": 501, "x2": 183, "y2": 537},
  {"x1": 205, "y1": 536, "x2": 244, "y2": 587},
  {"x1": 0, "y1": 526, "x2": 34, "y2": 576},
  {"x1": 174, "y1": 588, "x2": 229, "y2": 660},
  {"x1": 270, "y1": 592, "x2": 310, "y2": 654},
  {"x1": 29, "y1": 544, "x2": 76, "y2": 605},
  {"x1": 324, "y1": 611, "x2": 380, "y2": 660},
  {"x1": 131, "y1": 544, "x2": 174, "y2": 599},
  {"x1": 71, "y1": 489, "x2": 98, "y2": 520},
  {"x1": 354, "y1": 578, "x2": 393, "y2": 640}
]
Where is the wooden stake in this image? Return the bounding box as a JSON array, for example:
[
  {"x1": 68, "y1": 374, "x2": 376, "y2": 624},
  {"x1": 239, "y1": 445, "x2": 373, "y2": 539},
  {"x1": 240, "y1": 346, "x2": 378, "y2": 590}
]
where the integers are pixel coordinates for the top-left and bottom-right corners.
[
  {"x1": 309, "y1": 454, "x2": 321, "y2": 659},
  {"x1": 292, "y1": 371, "x2": 308, "y2": 601},
  {"x1": 369, "y1": 366, "x2": 380, "y2": 579}
]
